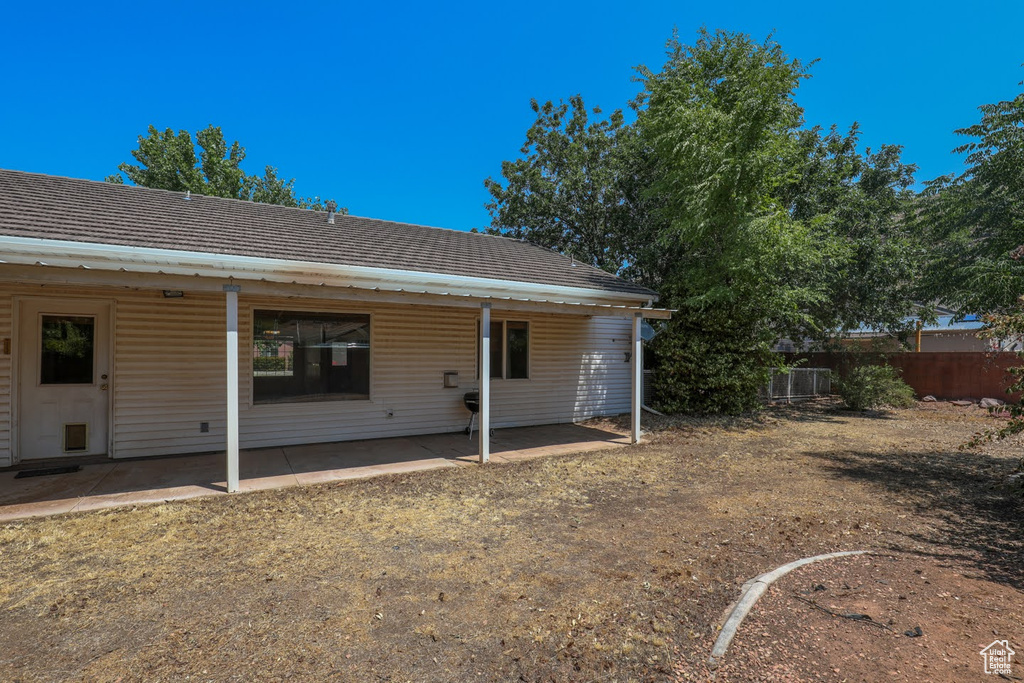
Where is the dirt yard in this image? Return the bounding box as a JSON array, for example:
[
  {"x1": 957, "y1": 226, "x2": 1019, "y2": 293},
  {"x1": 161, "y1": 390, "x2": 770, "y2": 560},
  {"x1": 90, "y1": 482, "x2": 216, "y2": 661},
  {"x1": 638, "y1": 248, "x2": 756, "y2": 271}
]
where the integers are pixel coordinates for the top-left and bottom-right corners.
[{"x1": 1, "y1": 401, "x2": 1021, "y2": 682}]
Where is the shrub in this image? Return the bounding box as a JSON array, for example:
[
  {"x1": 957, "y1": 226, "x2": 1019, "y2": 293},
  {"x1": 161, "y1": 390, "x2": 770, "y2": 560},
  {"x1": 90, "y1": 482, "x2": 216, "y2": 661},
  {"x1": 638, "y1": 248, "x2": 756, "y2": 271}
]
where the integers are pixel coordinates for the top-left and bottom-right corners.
[
  {"x1": 253, "y1": 356, "x2": 288, "y2": 373},
  {"x1": 836, "y1": 365, "x2": 915, "y2": 411},
  {"x1": 648, "y1": 312, "x2": 774, "y2": 415}
]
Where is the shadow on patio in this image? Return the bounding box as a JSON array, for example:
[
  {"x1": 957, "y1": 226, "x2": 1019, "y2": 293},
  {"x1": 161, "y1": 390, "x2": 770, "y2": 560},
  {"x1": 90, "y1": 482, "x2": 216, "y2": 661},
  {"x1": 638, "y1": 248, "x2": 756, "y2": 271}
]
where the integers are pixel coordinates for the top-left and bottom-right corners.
[{"x1": 0, "y1": 423, "x2": 629, "y2": 522}]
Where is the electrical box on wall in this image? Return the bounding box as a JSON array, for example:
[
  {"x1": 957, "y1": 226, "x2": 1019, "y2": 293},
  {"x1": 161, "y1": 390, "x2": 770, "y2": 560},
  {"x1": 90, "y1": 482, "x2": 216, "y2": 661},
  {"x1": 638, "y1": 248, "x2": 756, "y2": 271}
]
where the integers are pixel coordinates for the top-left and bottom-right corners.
[{"x1": 443, "y1": 371, "x2": 459, "y2": 388}]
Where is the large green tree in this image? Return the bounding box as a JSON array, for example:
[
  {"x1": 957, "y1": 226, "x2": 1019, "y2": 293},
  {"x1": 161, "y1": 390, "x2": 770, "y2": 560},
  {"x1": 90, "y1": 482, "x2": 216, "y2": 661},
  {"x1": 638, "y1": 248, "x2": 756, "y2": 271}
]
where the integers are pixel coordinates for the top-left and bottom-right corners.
[
  {"x1": 635, "y1": 29, "x2": 831, "y2": 412},
  {"x1": 923, "y1": 87, "x2": 1024, "y2": 467},
  {"x1": 485, "y1": 28, "x2": 924, "y2": 413},
  {"x1": 919, "y1": 90, "x2": 1024, "y2": 315},
  {"x1": 106, "y1": 125, "x2": 343, "y2": 212},
  {"x1": 783, "y1": 124, "x2": 922, "y2": 341},
  {"x1": 483, "y1": 96, "x2": 667, "y2": 282},
  {"x1": 484, "y1": 97, "x2": 644, "y2": 273}
]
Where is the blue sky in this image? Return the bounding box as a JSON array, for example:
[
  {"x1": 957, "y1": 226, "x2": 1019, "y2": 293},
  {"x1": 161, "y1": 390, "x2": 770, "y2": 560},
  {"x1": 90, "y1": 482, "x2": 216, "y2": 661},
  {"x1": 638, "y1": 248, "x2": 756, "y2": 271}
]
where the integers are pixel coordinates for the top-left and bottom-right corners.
[{"x1": 2, "y1": 1, "x2": 1022, "y2": 231}]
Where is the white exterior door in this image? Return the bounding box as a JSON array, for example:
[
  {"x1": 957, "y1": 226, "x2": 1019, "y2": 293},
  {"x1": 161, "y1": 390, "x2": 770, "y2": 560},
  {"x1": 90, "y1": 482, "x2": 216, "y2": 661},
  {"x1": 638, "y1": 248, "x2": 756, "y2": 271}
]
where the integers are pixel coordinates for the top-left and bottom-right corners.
[{"x1": 18, "y1": 299, "x2": 111, "y2": 461}]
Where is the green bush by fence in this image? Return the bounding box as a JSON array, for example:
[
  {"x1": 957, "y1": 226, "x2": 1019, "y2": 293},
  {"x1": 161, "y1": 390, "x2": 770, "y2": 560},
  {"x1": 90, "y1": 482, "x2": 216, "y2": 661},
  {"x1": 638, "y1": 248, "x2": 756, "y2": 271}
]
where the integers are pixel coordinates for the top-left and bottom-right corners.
[{"x1": 836, "y1": 365, "x2": 915, "y2": 410}]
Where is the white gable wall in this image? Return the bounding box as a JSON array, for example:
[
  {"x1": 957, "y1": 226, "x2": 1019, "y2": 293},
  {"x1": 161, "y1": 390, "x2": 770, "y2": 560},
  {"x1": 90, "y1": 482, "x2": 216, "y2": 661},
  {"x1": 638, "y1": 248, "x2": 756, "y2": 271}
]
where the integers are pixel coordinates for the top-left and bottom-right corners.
[
  {"x1": 0, "y1": 291, "x2": 11, "y2": 466},
  {"x1": 0, "y1": 284, "x2": 632, "y2": 464}
]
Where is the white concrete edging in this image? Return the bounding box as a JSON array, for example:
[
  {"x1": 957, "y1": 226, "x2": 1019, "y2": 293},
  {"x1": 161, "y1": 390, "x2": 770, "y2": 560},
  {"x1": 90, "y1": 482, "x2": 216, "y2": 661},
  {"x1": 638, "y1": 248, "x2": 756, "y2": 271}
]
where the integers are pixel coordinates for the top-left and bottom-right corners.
[{"x1": 708, "y1": 550, "x2": 870, "y2": 668}]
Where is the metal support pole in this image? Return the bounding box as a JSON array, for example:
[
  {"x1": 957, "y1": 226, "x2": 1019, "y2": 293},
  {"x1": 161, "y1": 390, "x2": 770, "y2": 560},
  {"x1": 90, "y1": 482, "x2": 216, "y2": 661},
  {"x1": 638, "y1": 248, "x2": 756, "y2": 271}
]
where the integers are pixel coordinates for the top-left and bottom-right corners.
[
  {"x1": 631, "y1": 312, "x2": 642, "y2": 444},
  {"x1": 479, "y1": 303, "x2": 490, "y2": 464},
  {"x1": 224, "y1": 284, "x2": 240, "y2": 493}
]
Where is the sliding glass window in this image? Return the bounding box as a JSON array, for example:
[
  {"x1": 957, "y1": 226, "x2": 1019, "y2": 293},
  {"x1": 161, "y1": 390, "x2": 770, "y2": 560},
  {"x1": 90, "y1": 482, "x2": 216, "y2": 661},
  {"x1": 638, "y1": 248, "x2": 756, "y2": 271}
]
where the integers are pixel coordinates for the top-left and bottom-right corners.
[
  {"x1": 476, "y1": 319, "x2": 530, "y2": 380},
  {"x1": 253, "y1": 310, "x2": 370, "y2": 403}
]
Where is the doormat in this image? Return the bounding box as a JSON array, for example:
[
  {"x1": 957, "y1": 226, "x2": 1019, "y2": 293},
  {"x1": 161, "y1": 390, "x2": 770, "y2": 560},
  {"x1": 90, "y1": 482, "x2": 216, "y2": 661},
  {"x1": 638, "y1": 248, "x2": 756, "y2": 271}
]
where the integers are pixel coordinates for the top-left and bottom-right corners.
[{"x1": 14, "y1": 465, "x2": 82, "y2": 478}]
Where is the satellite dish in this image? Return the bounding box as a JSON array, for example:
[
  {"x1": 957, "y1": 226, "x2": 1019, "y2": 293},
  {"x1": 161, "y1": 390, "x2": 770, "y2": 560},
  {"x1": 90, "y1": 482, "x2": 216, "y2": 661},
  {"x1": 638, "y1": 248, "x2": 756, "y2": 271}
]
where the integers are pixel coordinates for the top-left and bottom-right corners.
[{"x1": 641, "y1": 320, "x2": 660, "y2": 342}]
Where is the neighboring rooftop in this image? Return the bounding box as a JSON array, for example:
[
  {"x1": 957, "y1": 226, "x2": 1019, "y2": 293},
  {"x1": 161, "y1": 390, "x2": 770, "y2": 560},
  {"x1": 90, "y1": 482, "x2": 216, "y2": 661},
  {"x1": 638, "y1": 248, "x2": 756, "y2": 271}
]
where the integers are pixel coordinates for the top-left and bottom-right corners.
[
  {"x1": 850, "y1": 314, "x2": 985, "y2": 336},
  {"x1": 0, "y1": 169, "x2": 655, "y2": 298}
]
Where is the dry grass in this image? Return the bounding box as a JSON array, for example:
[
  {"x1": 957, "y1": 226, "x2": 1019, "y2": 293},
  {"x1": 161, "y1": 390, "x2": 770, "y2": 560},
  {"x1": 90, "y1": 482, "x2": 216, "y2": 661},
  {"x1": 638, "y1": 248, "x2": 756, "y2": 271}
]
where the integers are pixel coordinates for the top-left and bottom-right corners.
[{"x1": 0, "y1": 401, "x2": 1021, "y2": 682}]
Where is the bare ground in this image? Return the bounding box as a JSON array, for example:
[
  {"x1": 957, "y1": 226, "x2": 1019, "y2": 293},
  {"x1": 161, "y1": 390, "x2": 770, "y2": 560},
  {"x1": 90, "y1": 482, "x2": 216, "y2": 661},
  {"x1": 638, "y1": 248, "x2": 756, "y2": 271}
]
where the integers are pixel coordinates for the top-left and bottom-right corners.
[{"x1": 0, "y1": 401, "x2": 1021, "y2": 682}]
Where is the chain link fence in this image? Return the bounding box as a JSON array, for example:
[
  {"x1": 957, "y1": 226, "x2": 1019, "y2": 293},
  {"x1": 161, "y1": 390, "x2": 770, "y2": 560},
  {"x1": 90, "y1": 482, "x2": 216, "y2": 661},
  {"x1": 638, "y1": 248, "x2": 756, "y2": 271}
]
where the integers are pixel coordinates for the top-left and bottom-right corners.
[
  {"x1": 762, "y1": 367, "x2": 832, "y2": 403},
  {"x1": 644, "y1": 368, "x2": 831, "y2": 406}
]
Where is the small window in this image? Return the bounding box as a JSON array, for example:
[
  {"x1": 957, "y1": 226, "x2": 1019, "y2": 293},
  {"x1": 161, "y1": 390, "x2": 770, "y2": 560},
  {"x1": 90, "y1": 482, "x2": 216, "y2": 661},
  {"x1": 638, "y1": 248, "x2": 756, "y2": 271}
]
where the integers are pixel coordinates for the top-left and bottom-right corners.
[
  {"x1": 488, "y1": 321, "x2": 502, "y2": 379},
  {"x1": 506, "y1": 321, "x2": 529, "y2": 379},
  {"x1": 477, "y1": 320, "x2": 529, "y2": 379},
  {"x1": 253, "y1": 310, "x2": 370, "y2": 403}
]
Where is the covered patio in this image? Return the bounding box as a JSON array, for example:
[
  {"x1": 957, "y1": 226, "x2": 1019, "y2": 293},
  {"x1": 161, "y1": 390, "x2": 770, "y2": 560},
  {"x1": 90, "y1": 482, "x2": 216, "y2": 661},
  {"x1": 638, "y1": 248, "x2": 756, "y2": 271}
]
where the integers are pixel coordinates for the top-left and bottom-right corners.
[
  {"x1": 0, "y1": 421, "x2": 630, "y2": 522},
  {"x1": 0, "y1": 170, "x2": 671, "y2": 505}
]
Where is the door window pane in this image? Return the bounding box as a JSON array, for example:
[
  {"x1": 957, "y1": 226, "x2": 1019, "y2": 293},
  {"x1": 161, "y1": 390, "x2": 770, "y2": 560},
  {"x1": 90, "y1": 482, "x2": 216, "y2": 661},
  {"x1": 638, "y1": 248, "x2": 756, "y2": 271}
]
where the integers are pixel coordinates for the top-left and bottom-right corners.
[
  {"x1": 253, "y1": 310, "x2": 370, "y2": 403},
  {"x1": 40, "y1": 315, "x2": 95, "y2": 385}
]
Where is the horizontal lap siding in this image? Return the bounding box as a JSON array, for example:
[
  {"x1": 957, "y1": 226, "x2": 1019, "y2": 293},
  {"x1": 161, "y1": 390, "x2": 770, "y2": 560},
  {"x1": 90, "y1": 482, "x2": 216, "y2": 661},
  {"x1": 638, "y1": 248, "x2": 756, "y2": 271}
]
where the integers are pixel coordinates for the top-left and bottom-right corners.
[
  {"x1": 490, "y1": 315, "x2": 632, "y2": 426},
  {"x1": 240, "y1": 298, "x2": 477, "y2": 446},
  {"x1": 240, "y1": 305, "x2": 631, "y2": 447},
  {"x1": 114, "y1": 291, "x2": 227, "y2": 457},
  {"x1": 0, "y1": 284, "x2": 228, "y2": 460},
  {"x1": 0, "y1": 293, "x2": 11, "y2": 466},
  {"x1": 0, "y1": 282, "x2": 633, "y2": 460}
]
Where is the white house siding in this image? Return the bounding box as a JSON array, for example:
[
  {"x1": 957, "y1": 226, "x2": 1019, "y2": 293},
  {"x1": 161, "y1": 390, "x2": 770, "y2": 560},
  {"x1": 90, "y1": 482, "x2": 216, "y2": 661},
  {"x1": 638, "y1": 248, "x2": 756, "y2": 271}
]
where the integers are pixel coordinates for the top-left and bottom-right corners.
[
  {"x1": 0, "y1": 283, "x2": 633, "y2": 463},
  {"x1": 0, "y1": 291, "x2": 12, "y2": 467},
  {"x1": 114, "y1": 290, "x2": 229, "y2": 458},
  {"x1": 236, "y1": 297, "x2": 632, "y2": 451},
  {"x1": 489, "y1": 313, "x2": 632, "y2": 427}
]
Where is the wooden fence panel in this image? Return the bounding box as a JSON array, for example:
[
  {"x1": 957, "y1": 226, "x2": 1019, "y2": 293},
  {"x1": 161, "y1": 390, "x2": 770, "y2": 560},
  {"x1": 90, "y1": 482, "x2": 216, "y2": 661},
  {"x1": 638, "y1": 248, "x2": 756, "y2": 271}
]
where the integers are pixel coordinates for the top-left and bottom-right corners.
[{"x1": 788, "y1": 352, "x2": 1020, "y2": 401}]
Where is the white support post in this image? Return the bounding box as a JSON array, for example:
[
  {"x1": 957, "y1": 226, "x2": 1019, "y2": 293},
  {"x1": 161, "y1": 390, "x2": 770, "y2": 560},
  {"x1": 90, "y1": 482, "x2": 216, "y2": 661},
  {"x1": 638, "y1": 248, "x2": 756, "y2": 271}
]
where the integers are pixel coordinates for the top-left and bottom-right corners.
[
  {"x1": 224, "y1": 284, "x2": 241, "y2": 493},
  {"x1": 479, "y1": 303, "x2": 491, "y2": 464},
  {"x1": 631, "y1": 312, "x2": 642, "y2": 444}
]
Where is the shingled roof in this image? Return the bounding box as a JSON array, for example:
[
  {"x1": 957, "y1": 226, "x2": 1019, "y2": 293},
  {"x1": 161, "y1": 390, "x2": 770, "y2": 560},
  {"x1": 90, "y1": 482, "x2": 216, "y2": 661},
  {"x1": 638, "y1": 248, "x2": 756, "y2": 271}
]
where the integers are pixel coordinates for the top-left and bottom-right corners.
[{"x1": 0, "y1": 169, "x2": 655, "y2": 299}]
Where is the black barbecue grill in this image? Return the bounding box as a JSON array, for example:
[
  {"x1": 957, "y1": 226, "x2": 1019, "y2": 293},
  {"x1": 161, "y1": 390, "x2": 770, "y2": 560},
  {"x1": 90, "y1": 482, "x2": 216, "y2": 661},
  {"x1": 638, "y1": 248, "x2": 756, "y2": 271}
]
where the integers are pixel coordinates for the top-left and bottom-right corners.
[{"x1": 463, "y1": 390, "x2": 493, "y2": 438}]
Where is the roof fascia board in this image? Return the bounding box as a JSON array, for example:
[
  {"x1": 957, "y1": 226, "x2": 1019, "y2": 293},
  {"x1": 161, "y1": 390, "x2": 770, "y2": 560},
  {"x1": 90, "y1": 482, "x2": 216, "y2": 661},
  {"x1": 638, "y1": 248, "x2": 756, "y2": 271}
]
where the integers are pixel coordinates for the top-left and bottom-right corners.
[
  {"x1": 0, "y1": 262, "x2": 672, "y2": 319},
  {"x1": 0, "y1": 235, "x2": 656, "y2": 306}
]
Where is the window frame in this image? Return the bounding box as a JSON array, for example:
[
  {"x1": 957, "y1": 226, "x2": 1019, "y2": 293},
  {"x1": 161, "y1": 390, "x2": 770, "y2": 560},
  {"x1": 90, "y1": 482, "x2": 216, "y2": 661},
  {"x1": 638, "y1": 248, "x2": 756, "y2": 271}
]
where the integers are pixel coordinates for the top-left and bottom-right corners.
[
  {"x1": 249, "y1": 306, "x2": 374, "y2": 405},
  {"x1": 476, "y1": 317, "x2": 531, "y2": 381}
]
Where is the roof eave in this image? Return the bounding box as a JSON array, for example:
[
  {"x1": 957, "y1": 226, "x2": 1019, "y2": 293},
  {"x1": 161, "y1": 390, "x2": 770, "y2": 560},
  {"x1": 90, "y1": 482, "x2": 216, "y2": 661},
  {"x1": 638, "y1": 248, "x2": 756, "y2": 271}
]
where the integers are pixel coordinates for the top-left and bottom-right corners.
[{"x1": 0, "y1": 235, "x2": 659, "y2": 307}]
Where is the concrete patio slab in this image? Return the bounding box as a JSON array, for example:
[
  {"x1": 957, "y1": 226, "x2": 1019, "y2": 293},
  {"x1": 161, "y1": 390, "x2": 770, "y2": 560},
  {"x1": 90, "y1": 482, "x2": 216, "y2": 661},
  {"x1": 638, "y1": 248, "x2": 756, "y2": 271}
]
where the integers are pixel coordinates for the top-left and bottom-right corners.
[
  {"x1": 235, "y1": 448, "x2": 301, "y2": 492},
  {"x1": 286, "y1": 437, "x2": 460, "y2": 485},
  {"x1": 70, "y1": 453, "x2": 225, "y2": 513},
  {"x1": 446, "y1": 424, "x2": 631, "y2": 464},
  {"x1": 0, "y1": 463, "x2": 116, "y2": 520},
  {"x1": 402, "y1": 433, "x2": 479, "y2": 460},
  {"x1": 0, "y1": 423, "x2": 630, "y2": 522}
]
